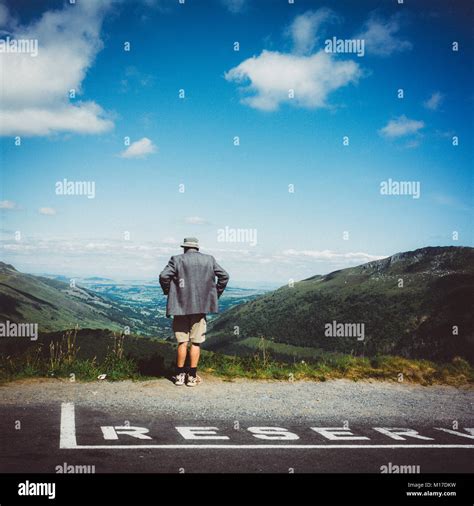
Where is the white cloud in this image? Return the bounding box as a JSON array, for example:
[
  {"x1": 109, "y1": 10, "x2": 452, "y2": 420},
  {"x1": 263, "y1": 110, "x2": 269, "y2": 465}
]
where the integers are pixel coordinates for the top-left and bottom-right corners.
[
  {"x1": 1, "y1": 238, "x2": 176, "y2": 256},
  {"x1": 423, "y1": 91, "x2": 444, "y2": 111},
  {"x1": 120, "y1": 137, "x2": 157, "y2": 159},
  {"x1": 162, "y1": 237, "x2": 179, "y2": 245},
  {"x1": 0, "y1": 200, "x2": 17, "y2": 209},
  {"x1": 286, "y1": 8, "x2": 339, "y2": 55},
  {"x1": 1, "y1": 103, "x2": 112, "y2": 137},
  {"x1": 0, "y1": 236, "x2": 391, "y2": 283},
  {"x1": 281, "y1": 249, "x2": 386, "y2": 263},
  {"x1": 225, "y1": 49, "x2": 361, "y2": 111},
  {"x1": 0, "y1": 1, "x2": 114, "y2": 136},
  {"x1": 39, "y1": 207, "x2": 56, "y2": 215},
  {"x1": 221, "y1": 0, "x2": 246, "y2": 14},
  {"x1": 356, "y1": 13, "x2": 412, "y2": 57},
  {"x1": 379, "y1": 115, "x2": 424, "y2": 138},
  {"x1": 185, "y1": 216, "x2": 209, "y2": 225}
]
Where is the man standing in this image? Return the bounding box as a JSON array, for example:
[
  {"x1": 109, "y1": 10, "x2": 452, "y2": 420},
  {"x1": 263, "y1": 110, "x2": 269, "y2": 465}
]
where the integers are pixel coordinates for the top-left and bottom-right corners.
[{"x1": 159, "y1": 237, "x2": 229, "y2": 387}]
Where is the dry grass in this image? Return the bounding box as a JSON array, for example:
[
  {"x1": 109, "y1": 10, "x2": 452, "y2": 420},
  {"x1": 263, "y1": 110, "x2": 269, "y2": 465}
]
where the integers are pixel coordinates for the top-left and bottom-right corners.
[{"x1": 200, "y1": 351, "x2": 474, "y2": 387}]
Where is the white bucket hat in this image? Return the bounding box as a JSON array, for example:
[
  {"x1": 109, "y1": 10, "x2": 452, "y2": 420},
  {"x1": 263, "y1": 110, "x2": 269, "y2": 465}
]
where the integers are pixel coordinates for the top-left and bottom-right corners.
[{"x1": 181, "y1": 237, "x2": 199, "y2": 249}]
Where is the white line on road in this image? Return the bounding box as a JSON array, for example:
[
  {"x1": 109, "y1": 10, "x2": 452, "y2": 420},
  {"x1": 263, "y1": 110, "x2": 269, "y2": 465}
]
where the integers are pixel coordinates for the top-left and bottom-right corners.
[
  {"x1": 60, "y1": 402, "x2": 77, "y2": 449},
  {"x1": 66, "y1": 444, "x2": 474, "y2": 449},
  {"x1": 59, "y1": 403, "x2": 474, "y2": 450}
]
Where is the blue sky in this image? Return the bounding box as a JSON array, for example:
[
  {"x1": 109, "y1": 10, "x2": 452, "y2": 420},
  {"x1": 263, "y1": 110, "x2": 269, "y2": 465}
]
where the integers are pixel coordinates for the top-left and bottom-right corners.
[{"x1": 0, "y1": 0, "x2": 473, "y2": 284}]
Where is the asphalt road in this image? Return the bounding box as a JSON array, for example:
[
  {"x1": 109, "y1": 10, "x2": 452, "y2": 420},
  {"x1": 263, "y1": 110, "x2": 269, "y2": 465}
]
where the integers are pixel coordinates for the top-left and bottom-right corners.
[{"x1": 1, "y1": 377, "x2": 473, "y2": 474}]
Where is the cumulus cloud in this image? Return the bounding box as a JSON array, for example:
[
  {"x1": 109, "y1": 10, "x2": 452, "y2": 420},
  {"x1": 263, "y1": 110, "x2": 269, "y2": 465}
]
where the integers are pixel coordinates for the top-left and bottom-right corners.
[
  {"x1": 1, "y1": 103, "x2": 112, "y2": 137},
  {"x1": 0, "y1": 1, "x2": 114, "y2": 136},
  {"x1": 225, "y1": 49, "x2": 361, "y2": 111},
  {"x1": 226, "y1": 9, "x2": 363, "y2": 111},
  {"x1": 286, "y1": 8, "x2": 339, "y2": 55},
  {"x1": 39, "y1": 207, "x2": 56, "y2": 215},
  {"x1": 120, "y1": 137, "x2": 157, "y2": 158},
  {"x1": 379, "y1": 115, "x2": 424, "y2": 138},
  {"x1": 355, "y1": 13, "x2": 412, "y2": 57},
  {"x1": 0, "y1": 200, "x2": 18, "y2": 209},
  {"x1": 423, "y1": 91, "x2": 444, "y2": 111}
]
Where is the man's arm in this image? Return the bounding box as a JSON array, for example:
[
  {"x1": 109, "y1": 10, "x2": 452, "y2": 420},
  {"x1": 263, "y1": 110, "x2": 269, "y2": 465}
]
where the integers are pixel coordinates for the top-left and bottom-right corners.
[
  {"x1": 159, "y1": 257, "x2": 177, "y2": 295},
  {"x1": 213, "y1": 258, "x2": 229, "y2": 297}
]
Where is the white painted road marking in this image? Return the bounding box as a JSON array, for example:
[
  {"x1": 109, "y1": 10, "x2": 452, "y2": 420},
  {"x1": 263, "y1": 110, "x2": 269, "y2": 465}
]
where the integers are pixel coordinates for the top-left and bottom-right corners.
[
  {"x1": 59, "y1": 403, "x2": 474, "y2": 450},
  {"x1": 247, "y1": 427, "x2": 300, "y2": 440},
  {"x1": 59, "y1": 402, "x2": 77, "y2": 449},
  {"x1": 310, "y1": 427, "x2": 369, "y2": 440},
  {"x1": 61, "y1": 443, "x2": 474, "y2": 449},
  {"x1": 101, "y1": 426, "x2": 152, "y2": 440},
  {"x1": 435, "y1": 427, "x2": 474, "y2": 439},
  {"x1": 372, "y1": 427, "x2": 434, "y2": 440},
  {"x1": 175, "y1": 427, "x2": 230, "y2": 440}
]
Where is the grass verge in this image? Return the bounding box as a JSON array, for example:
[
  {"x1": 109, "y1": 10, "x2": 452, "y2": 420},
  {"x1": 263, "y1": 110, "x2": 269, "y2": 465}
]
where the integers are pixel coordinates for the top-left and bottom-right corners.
[
  {"x1": 1, "y1": 331, "x2": 472, "y2": 386},
  {"x1": 199, "y1": 350, "x2": 474, "y2": 387},
  {"x1": 0, "y1": 329, "x2": 141, "y2": 383}
]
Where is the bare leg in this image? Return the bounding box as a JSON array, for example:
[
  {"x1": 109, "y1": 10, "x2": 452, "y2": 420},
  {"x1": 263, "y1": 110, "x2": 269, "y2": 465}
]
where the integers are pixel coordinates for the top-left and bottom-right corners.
[
  {"x1": 177, "y1": 342, "x2": 188, "y2": 367},
  {"x1": 189, "y1": 343, "x2": 201, "y2": 368}
]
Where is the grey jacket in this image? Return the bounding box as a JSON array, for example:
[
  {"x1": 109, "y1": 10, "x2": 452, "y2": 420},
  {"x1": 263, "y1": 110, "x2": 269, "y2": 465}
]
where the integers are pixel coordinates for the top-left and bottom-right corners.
[{"x1": 159, "y1": 250, "x2": 229, "y2": 317}]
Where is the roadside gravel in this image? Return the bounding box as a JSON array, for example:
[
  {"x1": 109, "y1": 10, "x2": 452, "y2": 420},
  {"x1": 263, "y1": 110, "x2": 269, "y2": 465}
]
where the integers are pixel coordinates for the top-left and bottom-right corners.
[{"x1": 1, "y1": 376, "x2": 472, "y2": 423}]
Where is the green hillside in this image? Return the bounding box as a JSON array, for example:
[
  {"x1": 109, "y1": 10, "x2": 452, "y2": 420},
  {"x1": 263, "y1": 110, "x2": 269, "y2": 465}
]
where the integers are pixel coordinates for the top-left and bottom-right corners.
[
  {"x1": 206, "y1": 246, "x2": 474, "y2": 363},
  {"x1": 0, "y1": 262, "x2": 124, "y2": 332}
]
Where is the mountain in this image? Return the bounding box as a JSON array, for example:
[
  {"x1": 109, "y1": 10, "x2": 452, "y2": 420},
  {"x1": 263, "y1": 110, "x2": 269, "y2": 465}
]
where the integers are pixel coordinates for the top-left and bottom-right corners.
[
  {"x1": 207, "y1": 247, "x2": 474, "y2": 363},
  {"x1": 0, "y1": 262, "x2": 126, "y2": 332}
]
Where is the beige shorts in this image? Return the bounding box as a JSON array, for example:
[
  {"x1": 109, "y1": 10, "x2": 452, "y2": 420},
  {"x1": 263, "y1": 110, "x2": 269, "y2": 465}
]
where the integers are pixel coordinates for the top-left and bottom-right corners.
[{"x1": 173, "y1": 314, "x2": 207, "y2": 344}]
